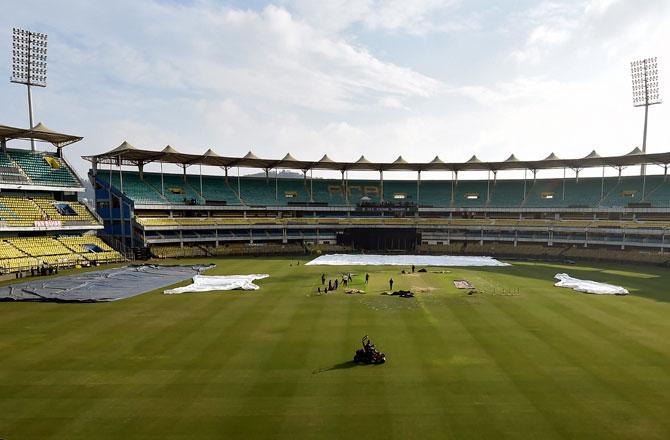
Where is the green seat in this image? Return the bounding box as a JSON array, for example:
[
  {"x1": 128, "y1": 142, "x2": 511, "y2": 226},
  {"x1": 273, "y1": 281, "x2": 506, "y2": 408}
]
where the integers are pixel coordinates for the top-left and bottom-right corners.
[
  {"x1": 186, "y1": 175, "x2": 241, "y2": 205},
  {"x1": 7, "y1": 149, "x2": 79, "y2": 187},
  {"x1": 97, "y1": 172, "x2": 167, "y2": 204},
  {"x1": 143, "y1": 174, "x2": 205, "y2": 205}
]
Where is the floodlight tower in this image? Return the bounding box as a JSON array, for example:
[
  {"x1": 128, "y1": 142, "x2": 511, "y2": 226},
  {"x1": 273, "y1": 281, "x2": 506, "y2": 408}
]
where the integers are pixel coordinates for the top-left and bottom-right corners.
[
  {"x1": 10, "y1": 27, "x2": 48, "y2": 151},
  {"x1": 631, "y1": 57, "x2": 661, "y2": 175}
]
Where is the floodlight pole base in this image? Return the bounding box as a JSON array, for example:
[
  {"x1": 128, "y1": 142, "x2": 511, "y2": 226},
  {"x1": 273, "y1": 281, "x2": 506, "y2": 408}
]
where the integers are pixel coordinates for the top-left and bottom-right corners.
[
  {"x1": 641, "y1": 103, "x2": 649, "y2": 176},
  {"x1": 27, "y1": 84, "x2": 35, "y2": 151}
]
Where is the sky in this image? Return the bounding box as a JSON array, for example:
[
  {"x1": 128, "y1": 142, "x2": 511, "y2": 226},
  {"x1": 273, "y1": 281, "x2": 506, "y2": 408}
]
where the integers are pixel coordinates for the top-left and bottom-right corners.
[{"x1": 0, "y1": 0, "x2": 668, "y2": 180}]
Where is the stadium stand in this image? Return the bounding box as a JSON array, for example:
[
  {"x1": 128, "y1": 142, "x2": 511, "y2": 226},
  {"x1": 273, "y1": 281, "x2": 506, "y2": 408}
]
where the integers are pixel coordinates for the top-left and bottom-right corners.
[
  {"x1": 185, "y1": 175, "x2": 241, "y2": 205},
  {"x1": 8, "y1": 236, "x2": 78, "y2": 257},
  {"x1": 32, "y1": 197, "x2": 98, "y2": 225},
  {"x1": 451, "y1": 180, "x2": 490, "y2": 207},
  {"x1": 96, "y1": 171, "x2": 167, "y2": 204},
  {"x1": 383, "y1": 180, "x2": 417, "y2": 204},
  {"x1": 204, "y1": 242, "x2": 306, "y2": 256},
  {"x1": 93, "y1": 169, "x2": 670, "y2": 209},
  {"x1": 0, "y1": 196, "x2": 44, "y2": 226},
  {"x1": 0, "y1": 123, "x2": 123, "y2": 273},
  {"x1": 6, "y1": 149, "x2": 80, "y2": 187},
  {"x1": 521, "y1": 177, "x2": 614, "y2": 207},
  {"x1": 0, "y1": 196, "x2": 99, "y2": 227},
  {"x1": 151, "y1": 245, "x2": 208, "y2": 259},
  {"x1": 0, "y1": 241, "x2": 38, "y2": 272},
  {"x1": 239, "y1": 177, "x2": 281, "y2": 205},
  {"x1": 489, "y1": 179, "x2": 526, "y2": 207},
  {"x1": 0, "y1": 151, "x2": 30, "y2": 184},
  {"x1": 276, "y1": 178, "x2": 311, "y2": 204},
  {"x1": 602, "y1": 175, "x2": 664, "y2": 206},
  {"x1": 143, "y1": 173, "x2": 205, "y2": 205},
  {"x1": 58, "y1": 235, "x2": 124, "y2": 263},
  {"x1": 310, "y1": 179, "x2": 347, "y2": 205},
  {"x1": 414, "y1": 180, "x2": 449, "y2": 206},
  {"x1": 646, "y1": 179, "x2": 670, "y2": 205},
  {"x1": 0, "y1": 236, "x2": 123, "y2": 272},
  {"x1": 86, "y1": 146, "x2": 670, "y2": 264}
]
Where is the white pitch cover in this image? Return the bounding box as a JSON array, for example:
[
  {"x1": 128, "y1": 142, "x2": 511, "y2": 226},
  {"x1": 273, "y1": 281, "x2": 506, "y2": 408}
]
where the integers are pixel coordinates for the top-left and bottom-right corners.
[
  {"x1": 554, "y1": 273, "x2": 629, "y2": 295},
  {"x1": 305, "y1": 254, "x2": 509, "y2": 267},
  {"x1": 164, "y1": 274, "x2": 269, "y2": 294}
]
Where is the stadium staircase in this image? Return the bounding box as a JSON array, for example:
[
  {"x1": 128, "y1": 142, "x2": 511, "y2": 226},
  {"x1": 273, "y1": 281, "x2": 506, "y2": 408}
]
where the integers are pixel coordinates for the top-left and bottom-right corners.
[
  {"x1": 227, "y1": 180, "x2": 243, "y2": 204},
  {"x1": 523, "y1": 179, "x2": 560, "y2": 207},
  {"x1": 599, "y1": 179, "x2": 623, "y2": 206},
  {"x1": 519, "y1": 180, "x2": 532, "y2": 207},
  {"x1": 644, "y1": 178, "x2": 670, "y2": 204},
  {"x1": 142, "y1": 174, "x2": 204, "y2": 204},
  {"x1": 185, "y1": 175, "x2": 242, "y2": 205},
  {"x1": 144, "y1": 180, "x2": 172, "y2": 204},
  {"x1": 185, "y1": 181, "x2": 207, "y2": 204},
  {"x1": 310, "y1": 180, "x2": 346, "y2": 205},
  {"x1": 0, "y1": 196, "x2": 44, "y2": 227},
  {"x1": 0, "y1": 151, "x2": 31, "y2": 184},
  {"x1": 600, "y1": 175, "x2": 663, "y2": 207},
  {"x1": 99, "y1": 172, "x2": 168, "y2": 204},
  {"x1": 640, "y1": 178, "x2": 667, "y2": 203}
]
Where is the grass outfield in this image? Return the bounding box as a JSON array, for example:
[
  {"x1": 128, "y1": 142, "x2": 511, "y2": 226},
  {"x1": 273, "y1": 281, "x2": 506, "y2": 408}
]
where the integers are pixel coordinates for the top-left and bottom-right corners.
[{"x1": 2, "y1": 257, "x2": 670, "y2": 439}]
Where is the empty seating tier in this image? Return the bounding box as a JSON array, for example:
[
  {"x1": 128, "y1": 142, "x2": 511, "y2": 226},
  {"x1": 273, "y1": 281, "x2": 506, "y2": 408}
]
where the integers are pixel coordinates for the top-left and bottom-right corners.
[
  {"x1": 32, "y1": 198, "x2": 98, "y2": 225},
  {"x1": 143, "y1": 174, "x2": 205, "y2": 205},
  {"x1": 186, "y1": 175, "x2": 241, "y2": 205},
  {"x1": 97, "y1": 170, "x2": 670, "y2": 208},
  {"x1": 0, "y1": 196, "x2": 44, "y2": 227},
  {"x1": 96, "y1": 172, "x2": 167, "y2": 205},
  {"x1": 0, "y1": 241, "x2": 28, "y2": 259},
  {"x1": 58, "y1": 236, "x2": 123, "y2": 263},
  {"x1": 6, "y1": 149, "x2": 80, "y2": 187},
  {"x1": 0, "y1": 196, "x2": 100, "y2": 227},
  {"x1": 0, "y1": 151, "x2": 29, "y2": 184},
  {"x1": 0, "y1": 235, "x2": 123, "y2": 272},
  {"x1": 8, "y1": 237, "x2": 78, "y2": 257},
  {"x1": 150, "y1": 245, "x2": 208, "y2": 258}
]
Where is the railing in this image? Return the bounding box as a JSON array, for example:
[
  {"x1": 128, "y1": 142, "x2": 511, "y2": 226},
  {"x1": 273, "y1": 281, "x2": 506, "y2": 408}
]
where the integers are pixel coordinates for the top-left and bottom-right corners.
[
  {"x1": 0, "y1": 251, "x2": 125, "y2": 275},
  {"x1": 56, "y1": 154, "x2": 86, "y2": 188},
  {"x1": 134, "y1": 216, "x2": 670, "y2": 230},
  {"x1": 97, "y1": 232, "x2": 133, "y2": 259}
]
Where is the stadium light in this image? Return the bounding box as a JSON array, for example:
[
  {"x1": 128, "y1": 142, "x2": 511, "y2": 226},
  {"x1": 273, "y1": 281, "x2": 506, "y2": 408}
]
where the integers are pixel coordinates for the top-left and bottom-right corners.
[
  {"x1": 631, "y1": 57, "x2": 661, "y2": 175},
  {"x1": 10, "y1": 27, "x2": 48, "y2": 151}
]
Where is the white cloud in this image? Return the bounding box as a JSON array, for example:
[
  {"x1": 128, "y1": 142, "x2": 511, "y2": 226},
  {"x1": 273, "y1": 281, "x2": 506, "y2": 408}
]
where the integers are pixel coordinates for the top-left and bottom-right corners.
[
  {"x1": 286, "y1": 0, "x2": 476, "y2": 35},
  {"x1": 510, "y1": 0, "x2": 669, "y2": 64},
  {"x1": 378, "y1": 96, "x2": 407, "y2": 109},
  {"x1": 4, "y1": 1, "x2": 440, "y2": 112},
  {"x1": 363, "y1": 0, "x2": 463, "y2": 34},
  {"x1": 193, "y1": 4, "x2": 442, "y2": 109}
]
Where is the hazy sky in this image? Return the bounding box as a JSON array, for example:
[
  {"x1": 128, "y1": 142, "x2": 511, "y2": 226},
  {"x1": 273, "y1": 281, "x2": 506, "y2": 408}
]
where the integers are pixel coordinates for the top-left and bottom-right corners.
[{"x1": 0, "y1": 0, "x2": 668, "y2": 179}]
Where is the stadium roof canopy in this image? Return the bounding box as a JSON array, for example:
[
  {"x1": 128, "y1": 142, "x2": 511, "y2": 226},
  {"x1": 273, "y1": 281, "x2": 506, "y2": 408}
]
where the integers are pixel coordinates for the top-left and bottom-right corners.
[
  {"x1": 0, "y1": 122, "x2": 83, "y2": 147},
  {"x1": 84, "y1": 143, "x2": 670, "y2": 172}
]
